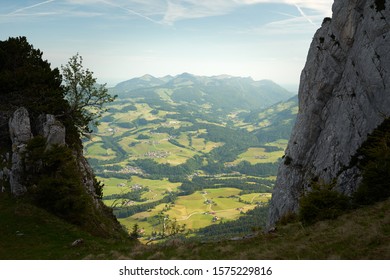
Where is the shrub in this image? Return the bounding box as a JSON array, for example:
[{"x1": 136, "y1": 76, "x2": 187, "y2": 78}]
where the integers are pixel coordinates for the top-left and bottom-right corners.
[
  {"x1": 278, "y1": 211, "x2": 298, "y2": 226},
  {"x1": 299, "y1": 181, "x2": 350, "y2": 225},
  {"x1": 33, "y1": 176, "x2": 88, "y2": 224},
  {"x1": 94, "y1": 178, "x2": 104, "y2": 200},
  {"x1": 353, "y1": 118, "x2": 390, "y2": 205},
  {"x1": 25, "y1": 138, "x2": 91, "y2": 224},
  {"x1": 375, "y1": 0, "x2": 386, "y2": 12},
  {"x1": 283, "y1": 155, "x2": 292, "y2": 165}
]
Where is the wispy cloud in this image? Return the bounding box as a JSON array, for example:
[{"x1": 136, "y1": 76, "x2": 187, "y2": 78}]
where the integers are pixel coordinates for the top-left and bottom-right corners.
[
  {"x1": 6, "y1": 0, "x2": 55, "y2": 16},
  {"x1": 292, "y1": 2, "x2": 315, "y2": 25},
  {"x1": 241, "y1": 0, "x2": 332, "y2": 16},
  {"x1": 1, "y1": 0, "x2": 103, "y2": 19},
  {"x1": 159, "y1": 0, "x2": 333, "y2": 25},
  {"x1": 100, "y1": 0, "x2": 163, "y2": 25},
  {"x1": 1, "y1": 0, "x2": 332, "y2": 26},
  {"x1": 161, "y1": 0, "x2": 240, "y2": 25}
]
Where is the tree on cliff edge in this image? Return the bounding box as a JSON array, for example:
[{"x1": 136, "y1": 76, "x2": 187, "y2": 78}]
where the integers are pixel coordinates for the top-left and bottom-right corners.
[
  {"x1": 61, "y1": 53, "x2": 116, "y2": 136},
  {"x1": 0, "y1": 36, "x2": 66, "y2": 114}
]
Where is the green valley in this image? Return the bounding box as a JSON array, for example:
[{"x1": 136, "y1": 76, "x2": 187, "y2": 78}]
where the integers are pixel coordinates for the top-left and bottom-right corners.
[{"x1": 83, "y1": 73, "x2": 298, "y2": 242}]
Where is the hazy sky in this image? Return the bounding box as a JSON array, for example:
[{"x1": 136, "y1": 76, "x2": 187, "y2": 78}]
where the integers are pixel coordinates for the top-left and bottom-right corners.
[{"x1": 1, "y1": 0, "x2": 333, "y2": 90}]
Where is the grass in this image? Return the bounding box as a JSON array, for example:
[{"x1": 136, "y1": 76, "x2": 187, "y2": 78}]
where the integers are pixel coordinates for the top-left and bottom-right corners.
[
  {"x1": 240, "y1": 193, "x2": 271, "y2": 204},
  {"x1": 265, "y1": 139, "x2": 288, "y2": 149},
  {"x1": 230, "y1": 147, "x2": 284, "y2": 165},
  {"x1": 86, "y1": 142, "x2": 117, "y2": 161},
  {"x1": 225, "y1": 140, "x2": 287, "y2": 166},
  {"x1": 128, "y1": 197, "x2": 390, "y2": 260},
  {"x1": 1, "y1": 191, "x2": 389, "y2": 259},
  {"x1": 0, "y1": 193, "x2": 136, "y2": 260},
  {"x1": 100, "y1": 176, "x2": 181, "y2": 202},
  {"x1": 118, "y1": 188, "x2": 267, "y2": 242},
  {"x1": 97, "y1": 177, "x2": 130, "y2": 196}
]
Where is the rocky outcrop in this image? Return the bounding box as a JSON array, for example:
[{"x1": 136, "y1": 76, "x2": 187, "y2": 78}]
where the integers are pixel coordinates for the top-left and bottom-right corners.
[
  {"x1": 268, "y1": 0, "x2": 390, "y2": 227},
  {"x1": 7, "y1": 108, "x2": 68, "y2": 196},
  {"x1": 38, "y1": 114, "x2": 66, "y2": 148},
  {"x1": 9, "y1": 107, "x2": 32, "y2": 196},
  {"x1": 1, "y1": 106, "x2": 124, "y2": 237}
]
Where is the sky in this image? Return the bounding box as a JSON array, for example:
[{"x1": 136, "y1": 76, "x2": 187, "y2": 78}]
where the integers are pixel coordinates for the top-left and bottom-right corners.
[{"x1": 0, "y1": 0, "x2": 333, "y2": 91}]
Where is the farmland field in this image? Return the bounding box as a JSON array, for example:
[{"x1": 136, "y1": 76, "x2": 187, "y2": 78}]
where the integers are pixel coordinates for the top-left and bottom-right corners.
[
  {"x1": 83, "y1": 75, "x2": 297, "y2": 241},
  {"x1": 118, "y1": 188, "x2": 271, "y2": 243}
]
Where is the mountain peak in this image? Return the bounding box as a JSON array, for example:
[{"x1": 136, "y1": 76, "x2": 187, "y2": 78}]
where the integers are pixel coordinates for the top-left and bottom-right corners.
[
  {"x1": 140, "y1": 74, "x2": 156, "y2": 81},
  {"x1": 213, "y1": 74, "x2": 234, "y2": 80},
  {"x1": 175, "y1": 72, "x2": 195, "y2": 79}
]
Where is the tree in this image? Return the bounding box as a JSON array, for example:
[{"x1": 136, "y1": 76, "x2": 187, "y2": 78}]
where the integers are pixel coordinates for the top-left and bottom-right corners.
[
  {"x1": 61, "y1": 53, "x2": 116, "y2": 136},
  {"x1": 130, "y1": 223, "x2": 140, "y2": 239},
  {"x1": 0, "y1": 36, "x2": 66, "y2": 115}
]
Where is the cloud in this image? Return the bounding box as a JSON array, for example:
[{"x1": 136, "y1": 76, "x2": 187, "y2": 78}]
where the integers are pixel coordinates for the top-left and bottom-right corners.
[
  {"x1": 292, "y1": 3, "x2": 314, "y2": 25},
  {"x1": 6, "y1": 0, "x2": 55, "y2": 16},
  {"x1": 1, "y1": 0, "x2": 104, "y2": 19},
  {"x1": 241, "y1": 0, "x2": 333, "y2": 16},
  {"x1": 159, "y1": 0, "x2": 333, "y2": 25},
  {"x1": 100, "y1": 0, "x2": 163, "y2": 25},
  {"x1": 1, "y1": 0, "x2": 333, "y2": 26},
  {"x1": 161, "y1": 0, "x2": 239, "y2": 24}
]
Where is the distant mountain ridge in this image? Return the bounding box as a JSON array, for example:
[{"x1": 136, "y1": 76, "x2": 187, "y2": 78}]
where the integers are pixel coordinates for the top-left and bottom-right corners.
[{"x1": 110, "y1": 73, "x2": 293, "y2": 113}]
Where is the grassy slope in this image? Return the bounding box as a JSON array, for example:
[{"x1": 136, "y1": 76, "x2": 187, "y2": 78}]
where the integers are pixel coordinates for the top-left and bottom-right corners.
[
  {"x1": 0, "y1": 193, "x2": 136, "y2": 260},
  {"x1": 130, "y1": 198, "x2": 390, "y2": 260},
  {"x1": 1, "y1": 191, "x2": 389, "y2": 259}
]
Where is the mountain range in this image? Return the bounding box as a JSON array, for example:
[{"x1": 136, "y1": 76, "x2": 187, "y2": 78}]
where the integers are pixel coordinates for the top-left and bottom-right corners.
[{"x1": 110, "y1": 73, "x2": 294, "y2": 115}]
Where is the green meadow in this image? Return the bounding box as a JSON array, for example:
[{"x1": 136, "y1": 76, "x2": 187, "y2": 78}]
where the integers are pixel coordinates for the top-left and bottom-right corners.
[
  {"x1": 118, "y1": 188, "x2": 270, "y2": 243},
  {"x1": 99, "y1": 176, "x2": 181, "y2": 206},
  {"x1": 83, "y1": 87, "x2": 297, "y2": 240}
]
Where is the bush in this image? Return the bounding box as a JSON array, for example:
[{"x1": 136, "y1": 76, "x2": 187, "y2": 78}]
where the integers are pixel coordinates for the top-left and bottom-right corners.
[
  {"x1": 33, "y1": 176, "x2": 88, "y2": 224},
  {"x1": 299, "y1": 181, "x2": 350, "y2": 225},
  {"x1": 278, "y1": 211, "x2": 298, "y2": 226},
  {"x1": 353, "y1": 118, "x2": 390, "y2": 205},
  {"x1": 25, "y1": 138, "x2": 92, "y2": 224}
]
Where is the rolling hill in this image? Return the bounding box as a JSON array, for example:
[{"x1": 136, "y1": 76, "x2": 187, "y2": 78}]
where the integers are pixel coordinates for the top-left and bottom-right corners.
[{"x1": 84, "y1": 74, "x2": 298, "y2": 242}]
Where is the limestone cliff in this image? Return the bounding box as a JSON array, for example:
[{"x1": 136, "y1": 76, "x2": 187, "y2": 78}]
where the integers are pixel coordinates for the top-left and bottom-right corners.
[
  {"x1": 268, "y1": 0, "x2": 390, "y2": 226},
  {"x1": 1, "y1": 107, "x2": 123, "y2": 237}
]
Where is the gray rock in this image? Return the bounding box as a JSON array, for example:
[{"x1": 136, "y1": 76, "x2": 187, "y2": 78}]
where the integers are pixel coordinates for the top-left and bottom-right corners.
[
  {"x1": 268, "y1": 0, "x2": 390, "y2": 227},
  {"x1": 2, "y1": 167, "x2": 10, "y2": 178},
  {"x1": 8, "y1": 107, "x2": 32, "y2": 196},
  {"x1": 71, "y1": 238, "x2": 84, "y2": 247},
  {"x1": 39, "y1": 114, "x2": 66, "y2": 148},
  {"x1": 9, "y1": 107, "x2": 32, "y2": 148},
  {"x1": 77, "y1": 154, "x2": 100, "y2": 205}
]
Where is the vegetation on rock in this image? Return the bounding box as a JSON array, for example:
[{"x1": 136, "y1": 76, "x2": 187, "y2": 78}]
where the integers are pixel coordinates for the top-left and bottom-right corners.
[
  {"x1": 354, "y1": 117, "x2": 390, "y2": 205},
  {"x1": 0, "y1": 36, "x2": 121, "y2": 238},
  {"x1": 299, "y1": 180, "x2": 350, "y2": 226}
]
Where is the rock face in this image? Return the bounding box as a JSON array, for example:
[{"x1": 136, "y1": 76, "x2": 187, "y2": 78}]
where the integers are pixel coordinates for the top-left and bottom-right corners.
[
  {"x1": 5, "y1": 107, "x2": 102, "y2": 201},
  {"x1": 7, "y1": 108, "x2": 68, "y2": 196},
  {"x1": 38, "y1": 114, "x2": 66, "y2": 148},
  {"x1": 268, "y1": 0, "x2": 390, "y2": 227},
  {"x1": 9, "y1": 107, "x2": 33, "y2": 196},
  {"x1": 1, "y1": 106, "x2": 123, "y2": 237}
]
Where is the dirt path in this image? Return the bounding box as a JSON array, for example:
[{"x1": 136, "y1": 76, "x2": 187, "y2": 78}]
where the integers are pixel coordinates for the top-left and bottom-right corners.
[{"x1": 177, "y1": 211, "x2": 202, "y2": 221}]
